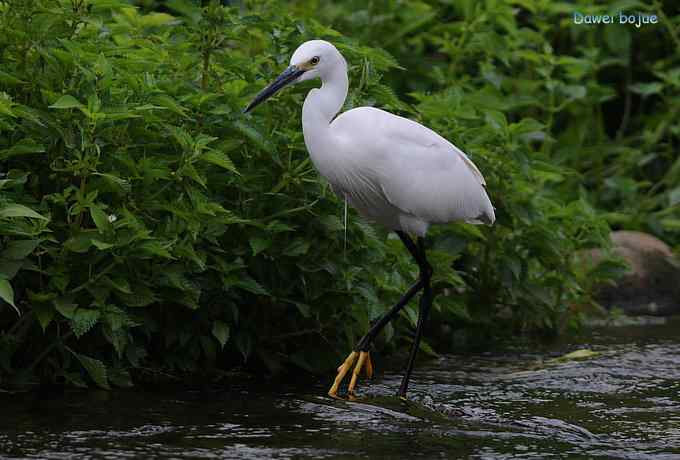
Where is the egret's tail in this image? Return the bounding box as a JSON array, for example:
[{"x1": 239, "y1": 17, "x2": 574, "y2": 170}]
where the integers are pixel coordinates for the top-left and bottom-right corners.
[{"x1": 466, "y1": 198, "x2": 495, "y2": 225}]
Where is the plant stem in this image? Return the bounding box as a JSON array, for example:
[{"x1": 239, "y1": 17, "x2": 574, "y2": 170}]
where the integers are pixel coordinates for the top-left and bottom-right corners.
[
  {"x1": 29, "y1": 331, "x2": 73, "y2": 371},
  {"x1": 75, "y1": 175, "x2": 87, "y2": 228},
  {"x1": 70, "y1": 261, "x2": 117, "y2": 294},
  {"x1": 655, "y1": 2, "x2": 680, "y2": 49},
  {"x1": 201, "y1": 48, "x2": 211, "y2": 91}
]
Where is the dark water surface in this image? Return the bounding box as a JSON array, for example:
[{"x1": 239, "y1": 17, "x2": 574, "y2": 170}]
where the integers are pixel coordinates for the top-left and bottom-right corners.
[{"x1": 2, "y1": 319, "x2": 679, "y2": 459}]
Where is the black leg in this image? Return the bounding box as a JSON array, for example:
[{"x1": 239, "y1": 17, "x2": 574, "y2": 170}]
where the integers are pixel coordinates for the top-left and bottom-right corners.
[
  {"x1": 397, "y1": 237, "x2": 433, "y2": 398},
  {"x1": 356, "y1": 278, "x2": 424, "y2": 351},
  {"x1": 396, "y1": 231, "x2": 425, "y2": 267},
  {"x1": 354, "y1": 231, "x2": 425, "y2": 352},
  {"x1": 329, "y1": 232, "x2": 433, "y2": 399}
]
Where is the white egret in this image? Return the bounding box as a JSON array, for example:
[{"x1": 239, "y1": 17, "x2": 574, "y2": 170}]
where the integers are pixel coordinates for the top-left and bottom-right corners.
[{"x1": 245, "y1": 40, "x2": 494, "y2": 399}]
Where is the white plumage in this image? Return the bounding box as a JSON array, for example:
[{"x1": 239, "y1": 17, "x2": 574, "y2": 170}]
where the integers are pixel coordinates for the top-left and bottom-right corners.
[
  {"x1": 291, "y1": 40, "x2": 494, "y2": 237},
  {"x1": 331, "y1": 107, "x2": 494, "y2": 235},
  {"x1": 244, "y1": 39, "x2": 495, "y2": 399}
]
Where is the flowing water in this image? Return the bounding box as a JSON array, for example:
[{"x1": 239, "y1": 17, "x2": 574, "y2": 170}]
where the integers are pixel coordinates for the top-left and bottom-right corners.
[{"x1": 1, "y1": 319, "x2": 679, "y2": 459}]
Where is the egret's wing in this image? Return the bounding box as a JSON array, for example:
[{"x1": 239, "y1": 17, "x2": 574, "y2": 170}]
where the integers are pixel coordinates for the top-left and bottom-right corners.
[{"x1": 335, "y1": 108, "x2": 495, "y2": 225}]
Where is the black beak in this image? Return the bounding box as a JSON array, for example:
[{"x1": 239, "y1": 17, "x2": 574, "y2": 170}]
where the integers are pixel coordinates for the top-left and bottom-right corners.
[{"x1": 243, "y1": 65, "x2": 306, "y2": 113}]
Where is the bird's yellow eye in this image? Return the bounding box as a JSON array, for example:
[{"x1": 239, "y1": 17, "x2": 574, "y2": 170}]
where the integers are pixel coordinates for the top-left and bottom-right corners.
[{"x1": 310, "y1": 56, "x2": 320, "y2": 65}]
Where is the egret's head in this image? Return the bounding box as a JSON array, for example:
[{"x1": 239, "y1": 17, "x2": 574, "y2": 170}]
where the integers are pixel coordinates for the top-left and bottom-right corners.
[
  {"x1": 289, "y1": 40, "x2": 346, "y2": 82},
  {"x1": 244, "y1": 40, "x2": 346, "y2": 113}
]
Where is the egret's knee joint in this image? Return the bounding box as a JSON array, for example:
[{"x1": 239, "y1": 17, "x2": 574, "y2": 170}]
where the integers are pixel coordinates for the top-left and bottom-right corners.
[{"x1": 421, "y1": 263, "x2": 433, "y2": 280}]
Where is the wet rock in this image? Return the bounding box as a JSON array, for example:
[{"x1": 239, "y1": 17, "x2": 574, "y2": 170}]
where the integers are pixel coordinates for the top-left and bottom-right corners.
[{"x1": 581, "y1": 231, "x2": 680, "y2": 316}]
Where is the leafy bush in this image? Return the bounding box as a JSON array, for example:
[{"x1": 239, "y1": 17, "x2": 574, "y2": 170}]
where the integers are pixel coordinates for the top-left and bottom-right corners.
[{"x1": 0, "y1": 0, "x2": 676, "y2": 389}]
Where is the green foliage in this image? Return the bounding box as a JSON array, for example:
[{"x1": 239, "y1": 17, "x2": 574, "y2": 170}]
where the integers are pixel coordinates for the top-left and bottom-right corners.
[{"x1": 0, "y1": 0, "x2": 677, "y2": 388}]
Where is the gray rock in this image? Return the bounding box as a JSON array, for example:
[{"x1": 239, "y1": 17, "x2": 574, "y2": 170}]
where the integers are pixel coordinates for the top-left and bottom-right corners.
[{"x1": 580, "y1": 231, "x2": 680, "y2": 316}]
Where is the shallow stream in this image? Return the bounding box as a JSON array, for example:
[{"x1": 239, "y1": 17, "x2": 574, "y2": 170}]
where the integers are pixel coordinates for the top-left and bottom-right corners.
[{"x1": 1, "y1": 319, "x2": 679, "y2": 459}]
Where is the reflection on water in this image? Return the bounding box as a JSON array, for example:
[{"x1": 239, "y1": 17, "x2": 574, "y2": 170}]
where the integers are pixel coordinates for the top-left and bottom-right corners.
[{"x1": 1, "y1": 319, "x2": 679, "y2": 459}]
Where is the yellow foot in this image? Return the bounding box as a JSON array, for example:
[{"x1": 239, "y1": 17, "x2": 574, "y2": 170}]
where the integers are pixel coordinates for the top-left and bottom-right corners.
[{"x1": 327, "y1": 351, "x2": 373, "y2": 398}]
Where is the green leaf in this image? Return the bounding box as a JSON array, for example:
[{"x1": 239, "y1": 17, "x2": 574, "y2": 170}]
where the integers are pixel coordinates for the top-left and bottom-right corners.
[
  {"x1": 181, "y1": 164, "x2": 207, "y2": 188},
  {"x1": 295, "y1": 302, "x2": 312, "y2": 318},
  {"x1": 2, "y1": 239, "x2": 39, "y2": 260},
  {"x1": 92, "y1": 173, "x2": 131, "y2": 193},
  {"x1": 0, "y1": 260, "x2": 23, "y2": 280},
  {"x1": 138, "y1": 240, "x2": 175, "y2": 259},
  {"x1": 177, "y1": 290, "x2": 200, "y2": 310},
  {"x1": 90, "y1": 206, "x2": 113, "y2": 234},
  {"x1": 0, "y1": 70, "x2": 25, "y2": 85},
  {"x1": 64, "y1": 234, "x2": 94, "y2": 253},
  {"x1": 249, "y1": 237, "x2": 271, "y2": 256},
  {"x1": 629, "y1": 82, "x2": 663, "y2": 97},
  {"x1": 484, "y1": 110, "x2": 508, "y2": 133},
  {"x1": 403, "y1": 305, "x2": 418, "y2": 328},
  {"x1": 0, "y1": 139, "x2": 45, "y2": 160},
  {"x1": 283, "y1": 239, "x2": 310, "y2": 256},
  {"x1": 72, "y1": 351, "x2": 110, "y2": 389},
  {"x1": 152, "y1": 94, "x2": 189, "y2": 118},
  {"x1": 235, "y1": 333, "x2": 252, "y2": 361},
  {"x1": 70, "y1": 309, "x2": 101, "y2": 338},
  {"x1": 510, "y1": 118, "x2": 546, "y2": 136},
  {"x1": 0, "y1": 278, "x2": 20, "y2": 316},
  {"x1": 0, "y1": 203, "x2": 48, "y2": 220},
  {"x1": 92, "y1": 239, "x2": 114, "y2": 250},
  {"x1": 211, "y1": 320, "x2": 230, "y2": 349},
  {"x1": 34, "y1": 304, "x2": 55, "y2": 332},
  {"x1": 54, "y1": 298, "x2": 77, "y2": 319},
  {"x1": 49, "y1": 95, "x2": 83, "y2": 109},
  {"x1": 660, "y1": 218, "x2": 680, "y2": 231},
  {"x1": 108, "y1": 367, "x2": 133, "y2": 388},
  {"x1": 549, "y1": 349, "x2": 600, "y2": 363},
  {"x1": 115, "y1": 285, "x2": 158, "y2": 307},
  {"x1": 419, "y1": 340, "x2": 438, "y2": 358},
  {"x1": 105, "y1": 276, "x2": 132, "y2": 294},
  {"x1": 668, "y1": 187, "x2": 680, "y2": 207},
  {"x1": 104, "y1": 328, "x2": 128, "y2": 358},
  {"x1": 200, "y1": 150, "x2": 239, "y2": 174},
  {"x1": 227, "y1": 274, "x2": 269, "y2": 296},
  {"x1": 233, "y1": 121, "x2": 273, "y2": 153}
]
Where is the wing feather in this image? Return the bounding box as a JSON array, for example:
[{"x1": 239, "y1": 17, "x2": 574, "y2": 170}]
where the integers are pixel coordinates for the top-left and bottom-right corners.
[
  {"x1": 331, "y1": 107, "x2": 495, "y2": 227},
  {"x1": 372, "y1": 110, "x2": 494, "y2": 225}
]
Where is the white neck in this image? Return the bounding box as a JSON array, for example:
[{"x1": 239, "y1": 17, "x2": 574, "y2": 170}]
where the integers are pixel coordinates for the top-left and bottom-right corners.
[{"x1": 301, "y1": 67, "x2": 348, "y2": 165}]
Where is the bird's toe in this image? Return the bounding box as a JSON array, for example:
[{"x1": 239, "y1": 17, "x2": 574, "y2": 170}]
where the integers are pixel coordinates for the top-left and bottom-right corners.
[
  {"x1": 328, "y1": 350, "x2": 374, "y2": 398},
  {"x1": 328, "y1": 351, "x2": 358, "y2": 397}
]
